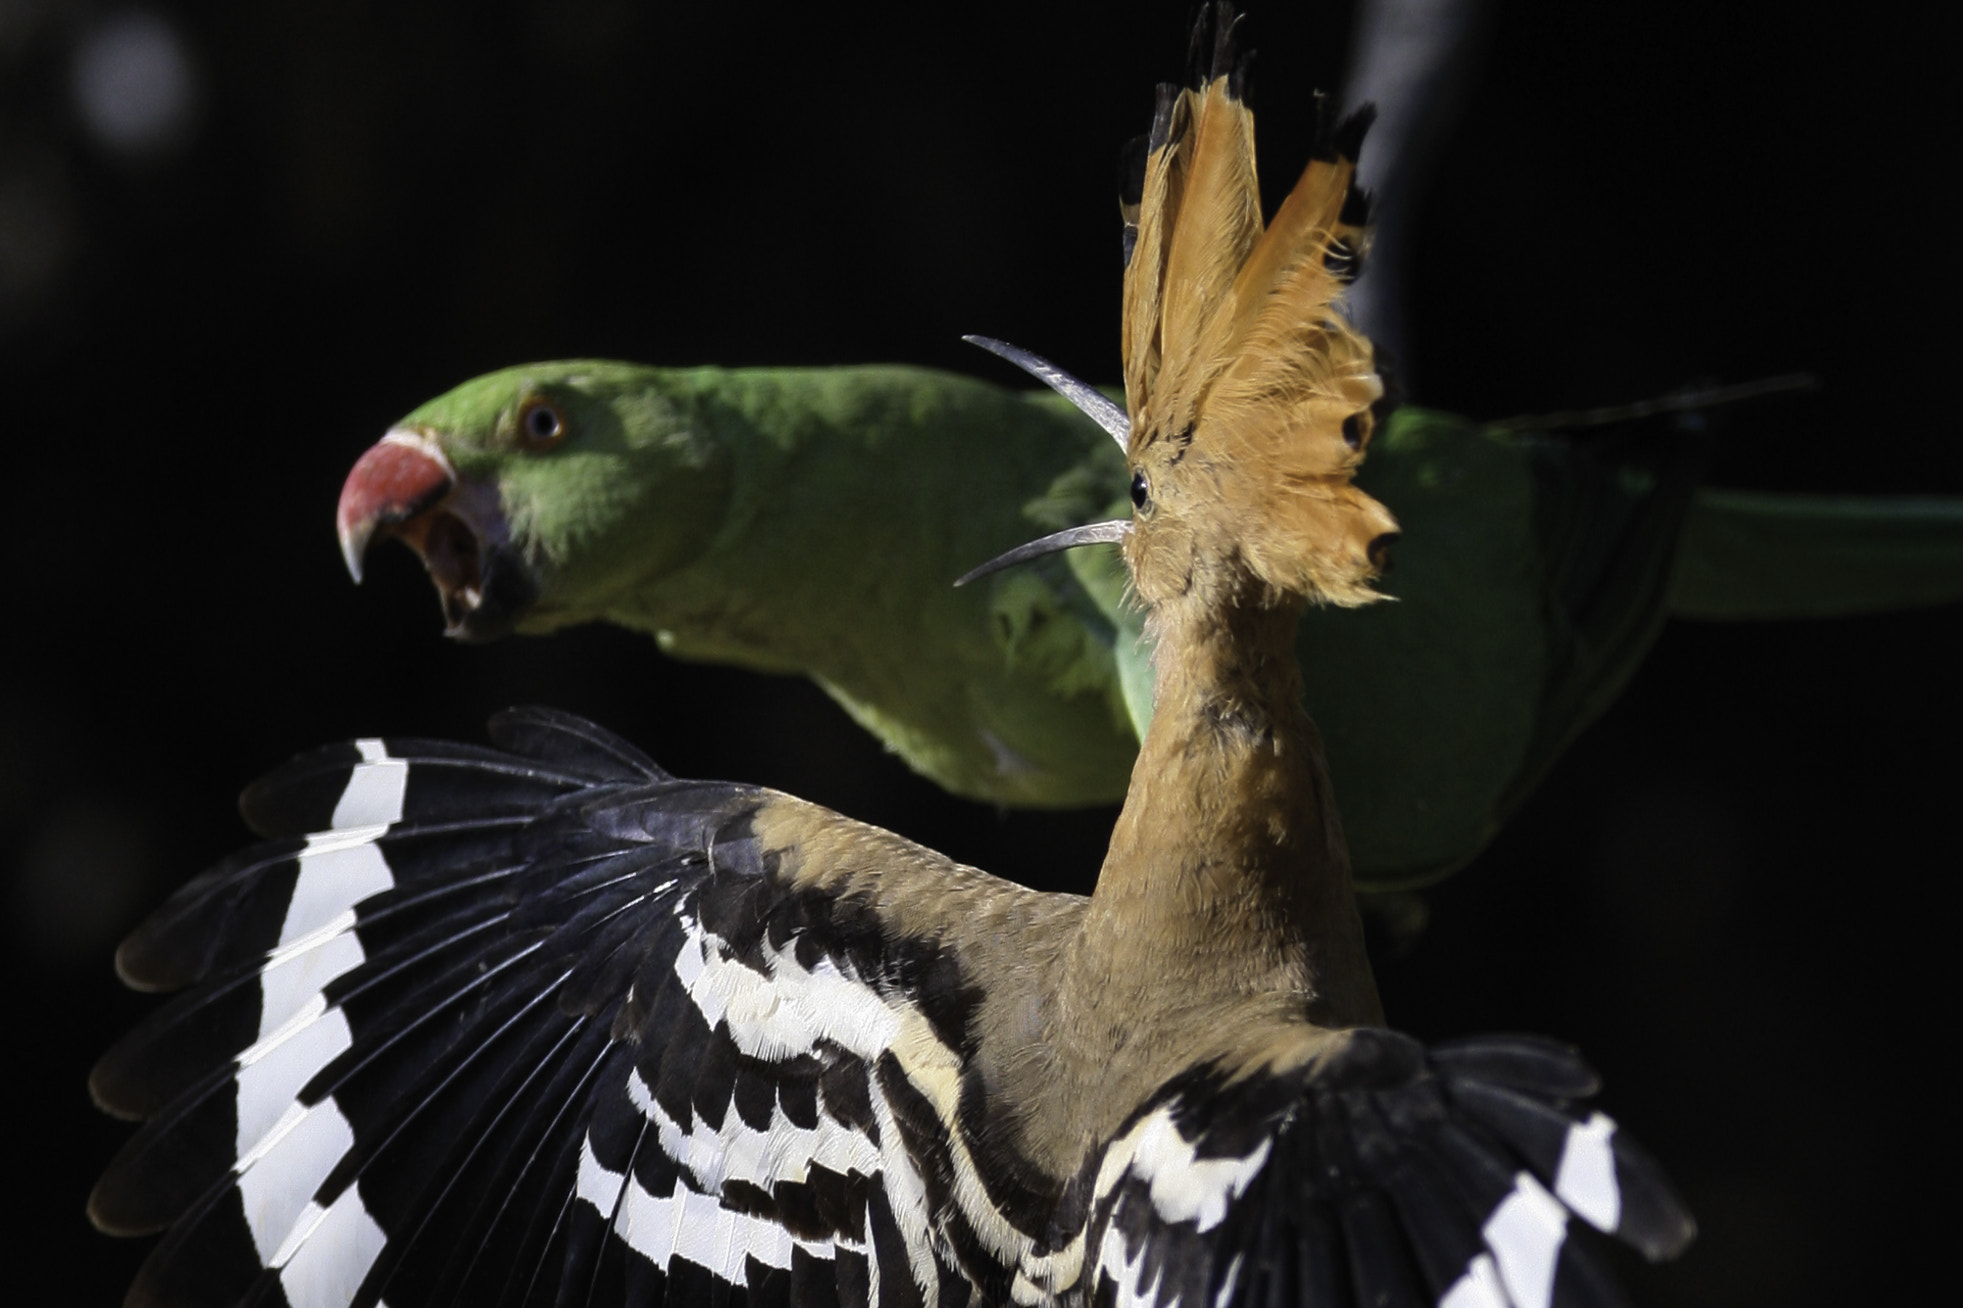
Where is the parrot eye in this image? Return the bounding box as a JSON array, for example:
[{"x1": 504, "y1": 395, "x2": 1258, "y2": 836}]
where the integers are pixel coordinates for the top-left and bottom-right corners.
[
  {"x1": 1130, "y1": 471, "x2": 1152, "y2": 513},
  {"x1": 519, "y1": 399, "x2": 567, "y2": 450}
]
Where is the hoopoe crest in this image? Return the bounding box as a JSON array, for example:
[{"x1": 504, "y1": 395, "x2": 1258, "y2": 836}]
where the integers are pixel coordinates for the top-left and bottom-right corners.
[
  {"x1": 968, "y1": 7, "x2": 1397, "y2": 618},
  {"x1": 1123, "y1": 22, "x2": 1396, "y2": 610}
]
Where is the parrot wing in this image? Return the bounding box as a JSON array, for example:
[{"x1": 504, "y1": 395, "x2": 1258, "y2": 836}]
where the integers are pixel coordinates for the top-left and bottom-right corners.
[{"x1": 1102, "y1": 404, "x2": 1707, "y2": 889}]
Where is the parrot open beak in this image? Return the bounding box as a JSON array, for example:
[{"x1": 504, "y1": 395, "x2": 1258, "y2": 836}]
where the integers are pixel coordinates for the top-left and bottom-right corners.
[{"x1": 336, "y1": 428, "x2": 537, "y2": 641}]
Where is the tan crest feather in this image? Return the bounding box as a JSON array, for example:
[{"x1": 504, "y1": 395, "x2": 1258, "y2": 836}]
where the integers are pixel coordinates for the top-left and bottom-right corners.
[
  {"x1": 1151, "y1": 82, "x2": 1262, "y2": 433},
  {"x1": 1120, "y1": 83, "x2": 1188, "y2": 423}
]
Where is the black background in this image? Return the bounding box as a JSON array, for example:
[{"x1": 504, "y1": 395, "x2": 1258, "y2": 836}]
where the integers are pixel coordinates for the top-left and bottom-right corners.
[{"x1": 4, "y1": 2, "x2": 1956, "y2": 1304}]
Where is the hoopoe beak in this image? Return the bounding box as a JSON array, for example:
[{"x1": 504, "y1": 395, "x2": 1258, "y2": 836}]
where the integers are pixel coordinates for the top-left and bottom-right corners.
[
  {"x1": 336, "y1": 428, "x2": 537, "y2": 641},
  {"x1": 962, "y1": 336, "x2": 1131, "y2": 451},
  {"x1": 954, "y1": 335, "x2": 1134, "y2": 586},
  {"x1": 954, "y1": 520, "x2": 1133, "y2": 587}
]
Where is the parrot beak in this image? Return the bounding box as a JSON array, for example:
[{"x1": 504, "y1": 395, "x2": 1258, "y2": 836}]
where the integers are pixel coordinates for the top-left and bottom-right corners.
[
  {"x1": 336, "y1": 428, "x2": 537, "y2": 641},
  {"x1": 337, "y1": 430, "x2": 455, "y2": 583}
]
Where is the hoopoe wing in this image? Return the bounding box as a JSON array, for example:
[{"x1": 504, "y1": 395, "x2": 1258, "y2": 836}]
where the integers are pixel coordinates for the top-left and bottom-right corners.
[
  {"x1": 1080, "y1": 1028, "x2": 1694, "y2": 1308},
  {"x1": 92, "y1": 708, "x2": 1074, "y2": 1308}
]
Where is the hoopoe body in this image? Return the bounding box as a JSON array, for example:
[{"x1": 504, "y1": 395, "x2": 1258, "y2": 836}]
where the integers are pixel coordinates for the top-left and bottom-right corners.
[{"x1": 93, "y1": 9, "x2": 1691, "y2": 1307}]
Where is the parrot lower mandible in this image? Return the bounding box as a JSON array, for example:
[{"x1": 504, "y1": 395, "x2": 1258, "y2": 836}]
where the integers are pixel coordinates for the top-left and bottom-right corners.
[{"x1": 336, "y1": 363, "x2": 1963, "y2": 891}]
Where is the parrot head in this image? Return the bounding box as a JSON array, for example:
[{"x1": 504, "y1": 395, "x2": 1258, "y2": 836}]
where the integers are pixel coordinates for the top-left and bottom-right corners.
[{"x1": 337, "y1": 360, "x2": 730, "y2": 640}]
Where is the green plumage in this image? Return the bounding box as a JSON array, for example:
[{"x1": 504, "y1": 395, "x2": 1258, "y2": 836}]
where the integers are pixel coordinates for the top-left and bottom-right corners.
[
  {"x1": 403, "y1": 362, "x2": 1140, "y2": 808},
  {"x1": 382, "y1": 361, "x2": 1963, "y2": 888}
]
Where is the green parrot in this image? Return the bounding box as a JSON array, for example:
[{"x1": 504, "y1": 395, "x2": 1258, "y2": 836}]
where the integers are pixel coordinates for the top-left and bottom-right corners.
[{"x1": 337, "y1": 357, "x2": 1963, "y2": 890}]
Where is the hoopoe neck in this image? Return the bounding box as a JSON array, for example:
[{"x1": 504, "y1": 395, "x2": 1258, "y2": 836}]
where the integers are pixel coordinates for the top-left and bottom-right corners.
[{"x1": 1071, "y1": 585, "x2": 1383, "y2": 1032}]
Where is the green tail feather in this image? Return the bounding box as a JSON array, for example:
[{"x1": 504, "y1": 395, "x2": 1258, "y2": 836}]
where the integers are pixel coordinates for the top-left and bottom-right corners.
[{"x1": 1670, "y1": 491, "x2": 1963, "y2": 620}]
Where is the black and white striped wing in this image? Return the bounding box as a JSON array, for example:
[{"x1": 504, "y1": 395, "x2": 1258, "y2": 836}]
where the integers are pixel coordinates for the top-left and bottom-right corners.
[
  {"x1": 91, "y1": 709, "x2": 1021, "y2": 1308},
  {"x1": 1082, "y1": 1030, "x2": 1694, "y2": 1308}
]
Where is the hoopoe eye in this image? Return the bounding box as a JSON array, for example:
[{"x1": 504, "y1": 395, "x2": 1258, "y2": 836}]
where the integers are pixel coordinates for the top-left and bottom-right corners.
[
  {"x1": 1342, "y1": 412, "x2": 1370, "y2": 450},
  {"x1": 519, "y1": 398, "x2": 567, "y2": 450},
  {"x1": 1130, "y1": 471, "x2": 1151, "y2": 512}
]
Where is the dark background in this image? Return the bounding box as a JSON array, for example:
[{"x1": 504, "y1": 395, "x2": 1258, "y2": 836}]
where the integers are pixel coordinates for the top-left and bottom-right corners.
[{"x1": 4, "y1": 2, "x2": 1956, "y2": 1303}]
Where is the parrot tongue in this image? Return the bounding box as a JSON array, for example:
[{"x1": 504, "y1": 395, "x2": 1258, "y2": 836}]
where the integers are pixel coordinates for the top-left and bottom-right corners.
[{"x1": 337, "y1": 429, "x2": 535, "y2": 641}]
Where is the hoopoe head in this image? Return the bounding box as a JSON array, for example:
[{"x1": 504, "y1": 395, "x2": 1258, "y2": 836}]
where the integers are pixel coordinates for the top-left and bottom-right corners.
[{"x1": 962, "y1": 3, "x2": 1397, "y2": 616}]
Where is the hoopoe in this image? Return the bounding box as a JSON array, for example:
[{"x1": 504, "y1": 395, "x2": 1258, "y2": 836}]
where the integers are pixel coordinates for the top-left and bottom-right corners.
[{"x1": 91, "y1": 7, "x2": 1692, "y2": 1306}]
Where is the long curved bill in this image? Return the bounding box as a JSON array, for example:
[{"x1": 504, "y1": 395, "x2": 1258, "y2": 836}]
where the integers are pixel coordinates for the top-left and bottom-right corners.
[
  {"x1": 954, "y1": 519, "x2": 1132, "y2": 587},
  {"x1": 963, "y1": 335, "x2": 1131, "y2": 451}
]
